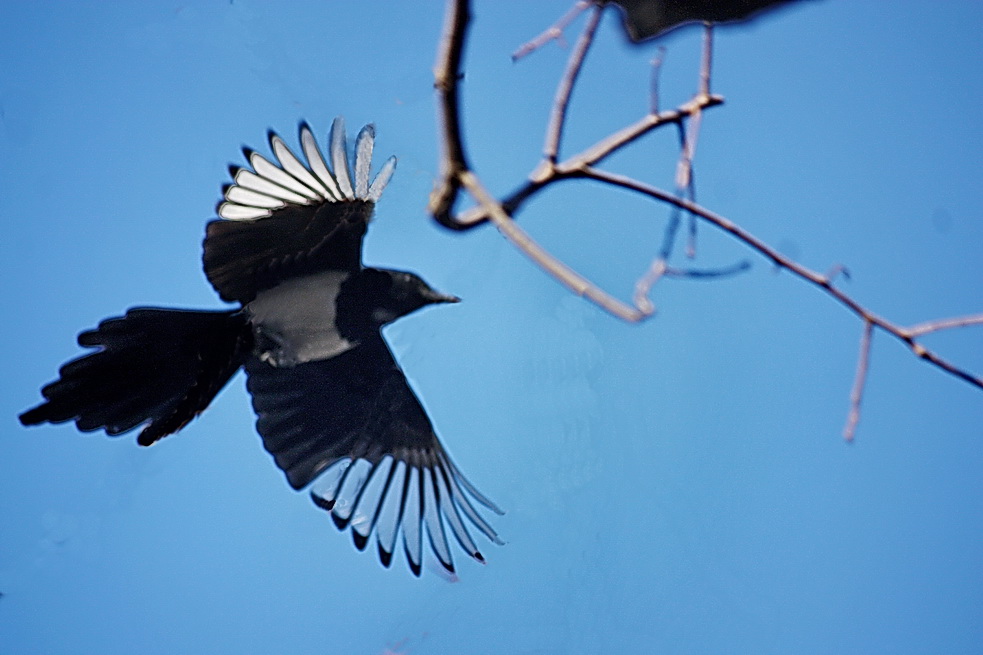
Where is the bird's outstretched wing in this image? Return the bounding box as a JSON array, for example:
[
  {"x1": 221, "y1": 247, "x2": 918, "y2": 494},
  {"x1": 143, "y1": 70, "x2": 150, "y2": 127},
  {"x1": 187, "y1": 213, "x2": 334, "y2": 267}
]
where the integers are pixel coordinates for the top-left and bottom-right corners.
[
  {"x1": 204, "y1": 117, "x2": 396, "y2": 304},
  {"x1": 244, "y1": 335, "x2": 502, "y2": 576}
]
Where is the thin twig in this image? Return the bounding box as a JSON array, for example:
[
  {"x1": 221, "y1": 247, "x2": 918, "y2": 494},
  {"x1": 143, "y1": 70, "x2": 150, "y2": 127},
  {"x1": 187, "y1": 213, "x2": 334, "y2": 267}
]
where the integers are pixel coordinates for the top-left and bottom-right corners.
[
  {"x1": 844, "y1": 321, "x2": 874, "y2": 442},
  {"x1": 676, "y1": 26, "x2": 713, "y2": 189},
  {"x1": 632, "y1": 257, "x2": 667, "y2": 316},
  {"x1": 904, "y1": 314, "x2": 983, "y2": 338},
  {"x1": 699, "y1": 23, "x2": 713, "y2": 96},
  {"x1": 685, "y1": 193, "x2": 699, "y2": 258},
  {"x1": 542, "y1": 4, "x2": 603, "y2": 165},
  {"x1": 679, "y1": 26, "x2": 714, "y2": 259},
  {"x1": 552, "y1": 92, "x2": 724, "y2": 176},
  {"x1": 649, "y1": 47, "x2": 668, "y2": 114},
  {"x1": 660, "y1": 204, "x2": 684, "y2": 260},
  {"x1": 665, "y1": 261, "x2": 751, "y2": 279},
  {"x1": 511, "y1": 1, "x2": 591, "y2": 61},
  {"x1": 684, "y1": 23, "x2": 715, "y2": 186},
  {"x1": 675, "y1": 115, "x2": 701, "y2": 258}
]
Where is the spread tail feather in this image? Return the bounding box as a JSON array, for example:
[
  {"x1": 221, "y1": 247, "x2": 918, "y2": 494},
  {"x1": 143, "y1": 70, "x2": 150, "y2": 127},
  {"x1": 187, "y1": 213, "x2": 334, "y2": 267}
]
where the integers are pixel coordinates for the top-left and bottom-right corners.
[{"x1": 20, "y1": 308, "x2": 253, "y2": 445}]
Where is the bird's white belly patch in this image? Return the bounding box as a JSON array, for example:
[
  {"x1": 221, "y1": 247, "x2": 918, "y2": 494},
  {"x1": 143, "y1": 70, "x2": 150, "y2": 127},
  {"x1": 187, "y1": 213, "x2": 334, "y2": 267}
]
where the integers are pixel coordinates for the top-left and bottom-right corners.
[{"x1": 246, "y1": 271, "x2": 356, "y2": 366}]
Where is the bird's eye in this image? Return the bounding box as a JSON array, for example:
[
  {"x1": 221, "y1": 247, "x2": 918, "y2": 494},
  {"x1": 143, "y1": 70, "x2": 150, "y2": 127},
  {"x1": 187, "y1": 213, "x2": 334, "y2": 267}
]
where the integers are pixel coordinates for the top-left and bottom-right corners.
[{"x1": 372, "y1": 308, "x2": 394, "y2": 324}]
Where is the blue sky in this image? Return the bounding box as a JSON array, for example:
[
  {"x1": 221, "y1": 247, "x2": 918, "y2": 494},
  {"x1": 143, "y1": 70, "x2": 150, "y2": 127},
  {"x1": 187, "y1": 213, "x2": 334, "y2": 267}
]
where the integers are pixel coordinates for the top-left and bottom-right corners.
[{"x1": 1, "y1": 2, "x2": 981, "y2": 654}]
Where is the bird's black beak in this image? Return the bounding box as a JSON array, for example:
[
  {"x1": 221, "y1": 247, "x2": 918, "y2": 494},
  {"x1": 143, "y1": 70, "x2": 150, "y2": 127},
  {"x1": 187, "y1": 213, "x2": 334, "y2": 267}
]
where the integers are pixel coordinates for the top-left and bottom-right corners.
[
  {"x1": 425, "y1": 289, "x2": 461, "y2": 304},
  {"x1": 436, "y1": 292, "x2": 461, "y2": 304}
]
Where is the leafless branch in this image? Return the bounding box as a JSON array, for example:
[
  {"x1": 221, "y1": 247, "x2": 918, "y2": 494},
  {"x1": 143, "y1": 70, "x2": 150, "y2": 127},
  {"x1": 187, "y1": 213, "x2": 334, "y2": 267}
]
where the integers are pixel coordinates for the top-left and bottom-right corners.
[
  {"x1": 699, "y1": 22, "x2": 713, "y2": 96},
  {"x1": 649, "y1": 47, "x2": 668, "y2": 113},
  {"x1": 676, "y1": 115, "x2": 700, "y2": 257},
  {"x1": 666, "y1": 261, "x2": 752, "y2": 279},
  {"x1": 451, "y1": 90, "x2": 724, "y2": 227},
  {"x1": 632, "y1": 257, "x2": 667, "y2": 316},
  {"x1": 844, "y1": 321, "x2": 874, "y2": 442},
  {"x1": 543, "y1": 4, "x2": 603, "y2": 165},
  {"x1": 511, "y1": 1, "x2": 592, "y2": 61},
  {"x1": 460, "y1": 170, "x2": 651, "y2": 321},
  {"x1": 903, "y1": 314, "x2": 983, "y2": 338},
  {"x1": 428, "y1": 0, "x2": 471, "y2": 228},
  {"x1": 429, "y1": 0, "x2": 982, "y2": 438},
  {"x1": 540, "y1": 90, "x2": 724, "y2": 181},
  {"x1": 576, "y1": 166, "x2": 983, "y2": 394},
  {"x1": 678, "y1": 25, "x2": 714, "y2": 258},
  {"x1": 674, "y1": 25, "x2": 712, "y2": 192}
]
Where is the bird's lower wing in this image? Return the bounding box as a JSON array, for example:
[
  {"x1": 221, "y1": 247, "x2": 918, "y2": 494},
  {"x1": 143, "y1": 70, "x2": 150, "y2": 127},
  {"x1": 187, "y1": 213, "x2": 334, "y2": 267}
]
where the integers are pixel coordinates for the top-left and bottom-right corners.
[{"x1": 244, "y1": 336, "x2": 502, "y2": 576}]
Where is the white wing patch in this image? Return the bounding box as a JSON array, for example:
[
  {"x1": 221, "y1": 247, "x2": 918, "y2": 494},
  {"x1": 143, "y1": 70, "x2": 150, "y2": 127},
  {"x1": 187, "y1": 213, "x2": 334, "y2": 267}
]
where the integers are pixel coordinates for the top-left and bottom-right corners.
[
  {"x1": 217, "y1": 117, "x2": 397, "y2": 221},
  {"x1": 246, "y1": 271, "x2": 355, "y2": 366}
]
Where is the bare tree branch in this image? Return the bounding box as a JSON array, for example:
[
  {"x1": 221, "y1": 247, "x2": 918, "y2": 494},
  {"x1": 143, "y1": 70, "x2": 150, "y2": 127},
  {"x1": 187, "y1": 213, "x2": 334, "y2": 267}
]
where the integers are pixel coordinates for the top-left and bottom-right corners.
[
  {"x1": 844, "y1": 321, "x2": 874, "y2": 442},
  {"x1": 512, "y1": 1, "x2": 592, "y2": 61},
  {"x1": 429, "y1": 0, "x2": 472, "y2": 228},
  {"x1": 679, "y1": 25, "x2": 713, "y2": 258},
  {"x1": 429, "y1": 0, "x2": 982, "y2": 439},
  {"x1": 453, "y1": 91, "x2": 724, "y2": 228},
  {"x1": 672, "y1": 25, "x2": 712, "y2": 195},
  {"x1": 648, "y1": 46, "x2": 668, "y2": 114},
  {"x1": 459, "y1": 170, "x2": 651, "y2": 321},
  {"x1": 543, "y1": 4, "x2": 603, "y2": 165},
  {"x1": 540, "y1": 91, "x2": 724, "y2": 181},
  {"x1": 577, "y1": 166, "x2": 983, "y2": 394},
  {"x1": 699, "y1": 21, "x2": 713, "y2": 96},
  {"x1": 904, "y1": 315, "x2": 983, "y2": 339}
]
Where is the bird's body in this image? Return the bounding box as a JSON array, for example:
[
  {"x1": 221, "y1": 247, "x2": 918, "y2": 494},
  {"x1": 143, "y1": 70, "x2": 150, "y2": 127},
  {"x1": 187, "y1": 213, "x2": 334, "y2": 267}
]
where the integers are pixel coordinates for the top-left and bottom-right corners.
[
  {"x1": 20, "y1": 118, "x2": 501, "y2": 576},
  {"x1": 249, "y1": 269, "x2": 355, "y2": 365}
]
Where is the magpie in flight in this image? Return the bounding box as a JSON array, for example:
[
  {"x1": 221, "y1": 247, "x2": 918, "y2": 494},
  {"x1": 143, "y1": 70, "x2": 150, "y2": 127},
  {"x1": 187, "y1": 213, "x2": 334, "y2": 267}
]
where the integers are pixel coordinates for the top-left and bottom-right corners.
[{"x1": 20, "y1": 117, "x2": 502, "y2": 576}]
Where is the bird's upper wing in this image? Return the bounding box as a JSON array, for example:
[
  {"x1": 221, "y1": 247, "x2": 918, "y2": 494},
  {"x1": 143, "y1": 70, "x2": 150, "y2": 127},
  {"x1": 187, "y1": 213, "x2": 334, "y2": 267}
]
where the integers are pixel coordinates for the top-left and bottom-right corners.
[
  {"x1": 244, "y1": 335, "x2": 502, "y2": 576},
  {"x1": 204, "y1": 117, "x2": 396, "y2": 304}
]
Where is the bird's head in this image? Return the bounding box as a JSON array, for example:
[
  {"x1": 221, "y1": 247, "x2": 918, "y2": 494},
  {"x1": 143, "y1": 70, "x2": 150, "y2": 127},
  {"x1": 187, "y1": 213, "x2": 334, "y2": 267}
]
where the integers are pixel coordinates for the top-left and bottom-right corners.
[
  {"x1": 336, "y1": 268, "x2": 459, "y2": 336},
  {"x1": 371, "y1": 269, "x2": 460, "y2": 325}
]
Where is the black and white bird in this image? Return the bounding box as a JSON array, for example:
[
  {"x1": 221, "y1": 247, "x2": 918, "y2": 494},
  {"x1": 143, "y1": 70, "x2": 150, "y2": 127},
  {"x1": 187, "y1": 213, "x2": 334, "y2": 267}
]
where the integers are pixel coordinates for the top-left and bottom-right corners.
[{"x1": 19, "y1": 117, "x2": 502, "y2": 576}]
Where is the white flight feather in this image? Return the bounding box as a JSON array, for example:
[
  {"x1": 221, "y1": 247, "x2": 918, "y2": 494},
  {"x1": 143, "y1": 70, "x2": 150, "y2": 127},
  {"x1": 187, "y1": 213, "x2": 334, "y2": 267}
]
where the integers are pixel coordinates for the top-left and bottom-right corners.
[
  {"x1": 218, "y1": 117, "x2": 396, "y2": 220},
  {"x1": 329, "y1": 117, "x2": 355, "y2": 200}
]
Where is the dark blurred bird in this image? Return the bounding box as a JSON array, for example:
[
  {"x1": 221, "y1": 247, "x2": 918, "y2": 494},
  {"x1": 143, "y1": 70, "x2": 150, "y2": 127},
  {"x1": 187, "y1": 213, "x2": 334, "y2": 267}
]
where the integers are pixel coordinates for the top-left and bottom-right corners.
[
  {"x1": 604, "y1": 0, "x2": 801, "y2": 42},
  {"x1": 19, "y1": 117, "x2": 502, "y2": 576}
]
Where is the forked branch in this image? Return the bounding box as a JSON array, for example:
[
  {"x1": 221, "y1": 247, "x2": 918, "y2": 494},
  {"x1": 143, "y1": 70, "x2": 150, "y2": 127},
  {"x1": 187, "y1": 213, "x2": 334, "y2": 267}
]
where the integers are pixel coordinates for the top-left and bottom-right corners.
[{"x1": 429, "y1": 0, "x2": 982, "y2": 438}]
